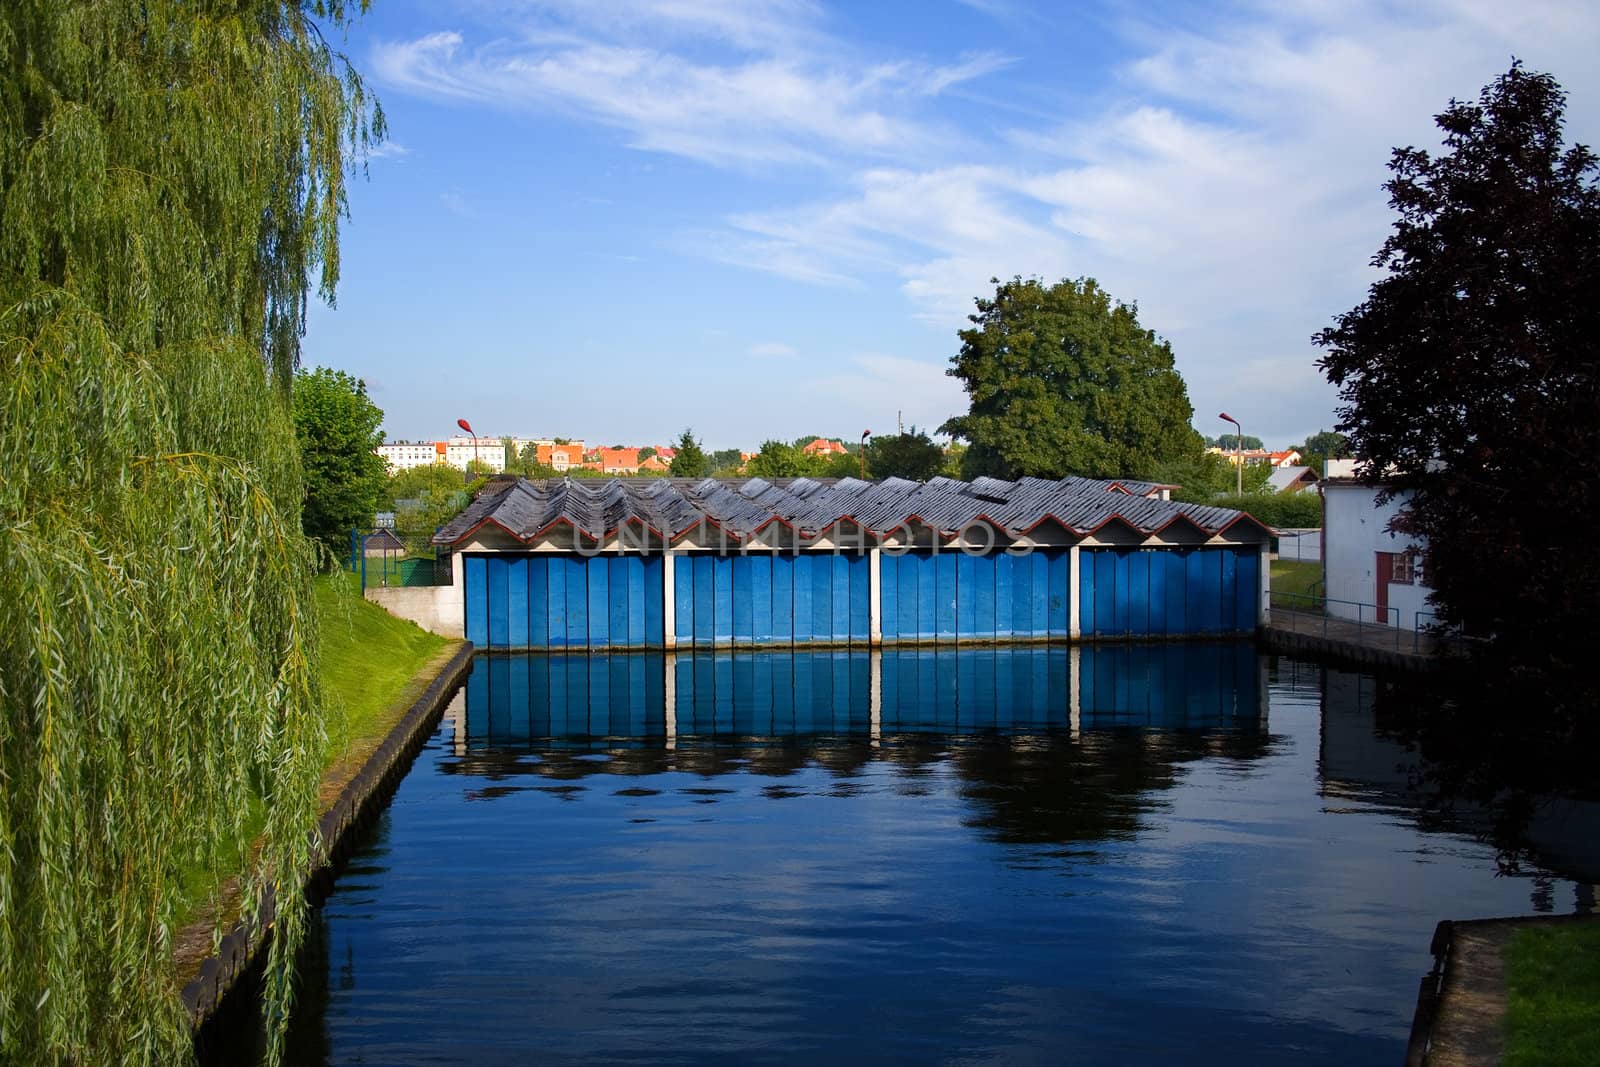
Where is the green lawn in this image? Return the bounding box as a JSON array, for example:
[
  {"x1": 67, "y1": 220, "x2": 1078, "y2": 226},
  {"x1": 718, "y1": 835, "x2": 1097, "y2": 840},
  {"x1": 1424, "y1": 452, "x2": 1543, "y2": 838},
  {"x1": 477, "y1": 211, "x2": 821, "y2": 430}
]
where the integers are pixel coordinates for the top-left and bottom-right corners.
[
  {"x1": 314, "y1": 573, "x2": 448, "y2": 764},
  {"x1": 1270, "y1": 558, "x2": 1323, "y2": 610},
  {"x1": 1505, "y1": 921, "x2": 1600, "y2": 1067}
]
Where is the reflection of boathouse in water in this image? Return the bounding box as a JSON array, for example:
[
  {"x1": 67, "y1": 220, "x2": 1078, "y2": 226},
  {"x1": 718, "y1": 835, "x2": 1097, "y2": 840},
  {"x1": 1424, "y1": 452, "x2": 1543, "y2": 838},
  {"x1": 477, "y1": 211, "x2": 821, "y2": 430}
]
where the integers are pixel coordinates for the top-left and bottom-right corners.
[
  {"x1": 431, "y1": 476, "x2": 1273, "y2": 651},
  {"x1": 454, "y1": 643, "x2": 1265, "y2": 746},
  {"x1": 441, "y1": 643, "x2": 1272, "y2": 848}
]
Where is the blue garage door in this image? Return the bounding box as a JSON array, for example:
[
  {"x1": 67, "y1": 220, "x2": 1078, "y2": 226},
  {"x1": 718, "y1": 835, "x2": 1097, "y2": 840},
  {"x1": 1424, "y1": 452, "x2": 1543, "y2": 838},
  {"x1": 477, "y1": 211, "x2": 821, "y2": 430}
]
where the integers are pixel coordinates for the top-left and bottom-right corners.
[
  {"x1": 464, "y1": 553, "x2": 665, "y2": 650},
  {"x1": 879, "y1": 550, "x2": 1069, "y2": 643},
  {"x1": 1078, "y1": 547, "x2": 1260, "y2": 638},
  {"x1": 672, "y1": 553, "x2": 871, "y2": 648}
]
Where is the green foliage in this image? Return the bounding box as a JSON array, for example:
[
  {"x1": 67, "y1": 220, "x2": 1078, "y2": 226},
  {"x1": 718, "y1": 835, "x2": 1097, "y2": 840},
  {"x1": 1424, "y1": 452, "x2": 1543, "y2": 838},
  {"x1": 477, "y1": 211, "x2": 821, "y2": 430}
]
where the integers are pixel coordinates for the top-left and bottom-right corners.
[
  {"x1": 1288, "y1": 430, "x2": 1350, "y2": 476},
  {"x1": 1204, "y1": 433, "x2": 1264, "y2": 450},
  {"x1": 383, "y1": 465, "x2": 479, "y2": 531},
  {"x1": 709, "y1": 448, "x2": 745, "y2": 473},
  {"x1": 0, "y1": 1, "x2": 379, "y2": 1060},
  {"x1": 942, "y1": 277, "x2": 1201, "y2": 480},
  {"x1": 745, "y1": 440, "x2": 827, "y2": 479},
  {"x1": 294, "y1": 367, "x2": 387, "y2": 552},
  {"x1": 868, "y1": 428, "x2": 945, "y2": 481},
  {"x1": 942, "y1": 441, "x2": 968, "y2": 477},
  {"x1": 507, "y1": 442, "x2": 558, "y2": 479},
  {"x1": 637, "y1": 446, "x2": 656, "y2": 462},
  {"x1": 1316, "y1": 63, "x2": 1600, "y2": 669},
  {"x1": 1160, "y1": 451, "x2": 1271, "y2": 500},
  {"x1": 822, "y1": 450, "x2": 864, "y2": 478},
  {"x1": 1210, "y1": 492, "x2": 1323, "y2": 529},
  {"x1": 669, "y1": 429, "x2": 709, "y2": 477}
]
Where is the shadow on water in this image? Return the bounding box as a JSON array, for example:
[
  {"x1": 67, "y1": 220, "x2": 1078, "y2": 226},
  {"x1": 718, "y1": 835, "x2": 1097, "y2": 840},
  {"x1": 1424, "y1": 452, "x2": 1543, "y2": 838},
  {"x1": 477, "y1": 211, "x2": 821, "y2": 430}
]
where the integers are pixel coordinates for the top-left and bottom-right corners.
[{"x1": 1316, "y1": 663, "x2": 1600, "y2": 889}]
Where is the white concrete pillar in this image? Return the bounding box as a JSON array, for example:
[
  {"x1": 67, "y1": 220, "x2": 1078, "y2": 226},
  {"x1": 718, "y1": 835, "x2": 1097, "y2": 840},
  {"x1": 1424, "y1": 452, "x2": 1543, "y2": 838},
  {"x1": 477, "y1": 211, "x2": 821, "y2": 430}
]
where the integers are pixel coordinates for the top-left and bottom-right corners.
[
  {"x1": 449, "y1": 548, "x2": 467, "y2": 639},
  {"x1": 664, "y1": 653, "x2": 677, "y2": 749},
  {"x1": 870, "y1": 649, "x2": 882, "y2": 743},
  {"x1": 662, "y1": 549, "x2": 677, "y2": 648},
  {"x1": 1258, "y1": 543, "x2": 1271, "y2": 626},
  {"x1": 443, "y1": 688, "x2": 467, "y2": 757},
  {"x1": 1069, "y1": 645, "x2": 1081, "y2": 740},
  {"x1": 1068, "y1": 544, "x2": 1082, "y2": 639},
  {"x1": 868, "y1": 547, "x2": 882, "y2": 646}
]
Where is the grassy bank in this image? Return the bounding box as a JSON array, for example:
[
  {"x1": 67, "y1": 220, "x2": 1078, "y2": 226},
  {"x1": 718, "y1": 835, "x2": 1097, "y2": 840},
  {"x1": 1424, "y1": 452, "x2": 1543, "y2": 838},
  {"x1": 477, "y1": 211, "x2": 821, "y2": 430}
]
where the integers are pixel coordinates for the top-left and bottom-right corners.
[
  {"x1": 1270, "y1": 558, "x2": 1323, "y2": 608},
  {"x1": 314, "y1": 573, "x2": 449, "y2": 768},
  {"x1": 173, "y1": 576, "x2": 455, "y2": 964},
  {"x1": 1505, "y1": 920, "x2": 1600, "y2": 1067}
]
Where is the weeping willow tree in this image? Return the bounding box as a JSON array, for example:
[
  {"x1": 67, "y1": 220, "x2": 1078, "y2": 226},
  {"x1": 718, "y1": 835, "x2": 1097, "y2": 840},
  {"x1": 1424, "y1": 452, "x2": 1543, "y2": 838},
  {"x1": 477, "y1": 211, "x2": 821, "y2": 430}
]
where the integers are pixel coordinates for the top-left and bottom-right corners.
[{"x1": 0, "y1": 2, "x2": 380, "y2": 1061}]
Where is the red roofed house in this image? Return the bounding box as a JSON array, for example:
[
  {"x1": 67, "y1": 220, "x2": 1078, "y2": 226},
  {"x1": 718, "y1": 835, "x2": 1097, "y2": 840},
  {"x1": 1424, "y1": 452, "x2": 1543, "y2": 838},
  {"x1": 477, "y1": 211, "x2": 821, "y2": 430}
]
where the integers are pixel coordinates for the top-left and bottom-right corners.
[
  {"x1": 590, "y1": 447, "x2": 642, "y2": 474},
  {"x1": 802, "y1": 438, "x2": 848, "y2": 457},
  {"x1": 534, "y1": 441, "x2": 584, "y2": 472}
]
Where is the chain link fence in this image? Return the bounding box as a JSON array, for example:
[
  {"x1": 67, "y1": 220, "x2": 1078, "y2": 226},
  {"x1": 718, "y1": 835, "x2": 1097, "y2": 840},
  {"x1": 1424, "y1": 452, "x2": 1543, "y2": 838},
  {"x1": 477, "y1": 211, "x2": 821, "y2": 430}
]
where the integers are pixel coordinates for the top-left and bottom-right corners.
[{"x1": 349, "y1": 528, "x2": 453, "y2": 591}]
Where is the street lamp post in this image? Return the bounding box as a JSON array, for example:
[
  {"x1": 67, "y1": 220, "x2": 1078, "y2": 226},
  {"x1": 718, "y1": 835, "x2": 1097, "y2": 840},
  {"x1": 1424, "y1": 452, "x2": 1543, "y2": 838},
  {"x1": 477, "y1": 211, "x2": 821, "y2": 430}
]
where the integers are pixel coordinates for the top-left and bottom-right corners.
[
  {"x1": 456, "y1": 417, "x2": 478, "y2": 483},
  {"x1": 1218, "y1": 412, "x2": 1243, "y2": 495},
  {"x1": 860, "y1": 430, "x2": 871, "y2": 479}
]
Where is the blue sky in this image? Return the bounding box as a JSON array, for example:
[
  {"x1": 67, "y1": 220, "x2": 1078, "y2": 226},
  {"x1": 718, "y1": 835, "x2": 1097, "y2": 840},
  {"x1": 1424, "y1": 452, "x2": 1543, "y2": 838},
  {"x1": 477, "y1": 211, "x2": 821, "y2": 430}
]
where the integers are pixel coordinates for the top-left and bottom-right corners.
[{"x1": 304, "y1": 0, "x2": 1600, "y2": 452}]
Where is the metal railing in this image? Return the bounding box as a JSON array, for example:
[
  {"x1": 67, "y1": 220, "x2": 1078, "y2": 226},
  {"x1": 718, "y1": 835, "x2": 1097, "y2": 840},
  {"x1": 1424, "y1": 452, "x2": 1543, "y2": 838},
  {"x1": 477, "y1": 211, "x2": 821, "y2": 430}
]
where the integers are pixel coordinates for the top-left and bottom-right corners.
[
  {"x1": 1269, "y1": 592, "x2": 1471, "y2": 655},
  {"x1": 350, "y1": 528, "x2": 453, "y2": 592},
  {"x1": 1269, "y1": 590, "x2": 1406, "y2": 651}
]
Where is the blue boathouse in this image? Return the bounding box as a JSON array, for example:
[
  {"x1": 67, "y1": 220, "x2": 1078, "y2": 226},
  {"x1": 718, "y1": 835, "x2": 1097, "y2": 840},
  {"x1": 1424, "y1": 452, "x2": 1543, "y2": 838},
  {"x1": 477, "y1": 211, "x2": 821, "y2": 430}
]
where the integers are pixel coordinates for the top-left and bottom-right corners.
[{"x1": 432, "y1": 475, "x2": 1273, "y2": 651}]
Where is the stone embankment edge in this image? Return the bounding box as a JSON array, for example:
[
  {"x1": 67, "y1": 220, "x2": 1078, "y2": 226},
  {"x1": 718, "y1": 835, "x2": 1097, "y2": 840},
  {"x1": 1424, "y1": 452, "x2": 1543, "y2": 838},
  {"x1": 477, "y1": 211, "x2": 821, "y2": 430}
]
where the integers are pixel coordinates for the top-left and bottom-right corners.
[
  {"x1": 1258, "y1": 625, "x2": 1442, "y2": 672},
  {"x1": 1407, "y1": 912, "x2": 1599, "y2": 1066},
  {"x1": 179, "y1": 640, "x2": 476, "y2": 1029}
]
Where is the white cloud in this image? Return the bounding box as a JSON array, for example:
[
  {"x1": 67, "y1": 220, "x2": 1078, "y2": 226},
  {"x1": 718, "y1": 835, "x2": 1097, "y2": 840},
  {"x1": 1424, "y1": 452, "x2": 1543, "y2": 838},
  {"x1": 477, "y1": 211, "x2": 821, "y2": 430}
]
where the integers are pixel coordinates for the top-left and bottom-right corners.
[
  {"x1": 747, "y1": 341, "x2": 798, "y2": 358},
  {"x1": 370, "y1": 16, "x2": 1009, "y2": 167},
  {"x1": 370, "y1": 0, "x2": 1600, "y2": 444},
  {"x1": 365, "y1": 140, "x2": 412, "y2": 160},
  {"x1": 690, "y1": 1, "x2": 1600, "y2": 441}
]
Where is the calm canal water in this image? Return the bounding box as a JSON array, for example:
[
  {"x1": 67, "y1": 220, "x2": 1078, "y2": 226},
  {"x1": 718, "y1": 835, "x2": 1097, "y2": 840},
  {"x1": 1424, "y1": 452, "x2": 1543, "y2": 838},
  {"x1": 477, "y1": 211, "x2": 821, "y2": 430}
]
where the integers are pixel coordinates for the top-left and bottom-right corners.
[{"x1": 257, "y1": 645, "x2": 1594, "y2": 1065}]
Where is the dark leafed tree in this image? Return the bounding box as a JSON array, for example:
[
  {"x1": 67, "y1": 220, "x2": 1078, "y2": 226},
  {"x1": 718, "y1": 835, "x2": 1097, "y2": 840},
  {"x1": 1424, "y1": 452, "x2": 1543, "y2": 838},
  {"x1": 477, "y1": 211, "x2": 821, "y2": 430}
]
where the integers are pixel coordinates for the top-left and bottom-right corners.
[
  {"x1": 1288, "y1": 430, "x2": 1351, "y2": 476},
  {"x1": 942, "y1": 277, "x2": 1202, "y2": 480},
  {"x1": 295, "y1": 367, "x2": 389, "y2": 551},
  {"x1": 668, "y1": 428, "x2": 709, "y2": 477},
  {"x1": 1316, "y1": 62, "x2": 1599, "y2": 675},
  {"x1": 0, "y1": 1, "x2": 380, "y2": 1061},
  {"x1": 867, "y1": 428, "x2": 946, "y2": 481}
]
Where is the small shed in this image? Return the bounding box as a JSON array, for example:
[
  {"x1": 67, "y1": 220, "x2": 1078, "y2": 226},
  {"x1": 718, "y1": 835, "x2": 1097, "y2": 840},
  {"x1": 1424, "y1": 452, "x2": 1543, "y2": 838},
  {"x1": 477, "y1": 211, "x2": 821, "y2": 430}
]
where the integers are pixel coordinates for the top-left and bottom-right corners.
[
  {"x1": 433, "y1": 476, "x2": 1274, "y2": 652},
  {"x1": 362, "y1": 528, "x2": 407, "y2": 558}
]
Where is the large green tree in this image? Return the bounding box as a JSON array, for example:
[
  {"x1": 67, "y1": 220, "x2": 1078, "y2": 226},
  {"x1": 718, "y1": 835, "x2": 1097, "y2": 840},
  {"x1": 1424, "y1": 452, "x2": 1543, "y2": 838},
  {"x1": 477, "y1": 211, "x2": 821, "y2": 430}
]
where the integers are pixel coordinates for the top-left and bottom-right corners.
[
  {"x1": 942, "y1": 277, "x2": 1201, "y2": 480},
  {"x1": 867, "y1": 428, "x2": 945, "y2": 481},
  {"x1": 668, "y1": 428, "x2": 709, "y2": 477},
  {"x1": 1316, "y1": 63, "x2": 1599, "y2": 669},
  {"x1": 1287, "y1": 430, "x2": 1351, "y2": 475},
  {"x1": 294, "y1": 367, "x2": 388, "y2": 551},
  {"x1": 746, "y1": 440, "x2": 826, "y2": 479},
  {"x1": 0, "y1": 1, "x2": 378, "y2": 1061}
]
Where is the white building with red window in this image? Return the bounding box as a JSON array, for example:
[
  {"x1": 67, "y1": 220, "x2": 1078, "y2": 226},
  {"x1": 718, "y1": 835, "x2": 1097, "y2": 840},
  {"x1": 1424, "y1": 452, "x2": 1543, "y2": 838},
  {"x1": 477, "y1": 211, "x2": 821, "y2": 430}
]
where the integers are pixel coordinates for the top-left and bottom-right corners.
[{"x1": 1320, "y1": 459, "x2": 1435, "y2": 630}]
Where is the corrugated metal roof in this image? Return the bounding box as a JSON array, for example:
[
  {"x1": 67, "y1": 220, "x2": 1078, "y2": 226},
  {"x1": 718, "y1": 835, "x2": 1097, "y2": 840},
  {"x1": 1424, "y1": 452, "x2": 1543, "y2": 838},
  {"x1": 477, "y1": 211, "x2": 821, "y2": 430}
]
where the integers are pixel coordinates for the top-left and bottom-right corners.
[{"x1": 434, "y1": 475, "x2": 1272, "y2": 546}]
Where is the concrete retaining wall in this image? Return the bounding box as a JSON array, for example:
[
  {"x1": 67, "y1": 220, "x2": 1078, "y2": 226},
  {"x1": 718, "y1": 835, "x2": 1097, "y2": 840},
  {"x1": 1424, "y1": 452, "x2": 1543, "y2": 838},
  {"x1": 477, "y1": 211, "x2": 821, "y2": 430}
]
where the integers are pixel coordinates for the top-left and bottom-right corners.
[{"x1": 365, "y1": 584, "x2": 465, "y2": 638}]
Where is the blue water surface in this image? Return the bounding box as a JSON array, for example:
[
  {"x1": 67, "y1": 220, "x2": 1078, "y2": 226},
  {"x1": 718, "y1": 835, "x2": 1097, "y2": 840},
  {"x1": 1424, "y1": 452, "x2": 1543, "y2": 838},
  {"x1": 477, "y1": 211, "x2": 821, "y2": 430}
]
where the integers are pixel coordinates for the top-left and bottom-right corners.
[{"x1": 271, "y1": 646, "x2": 1591, "y2": 1065}]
